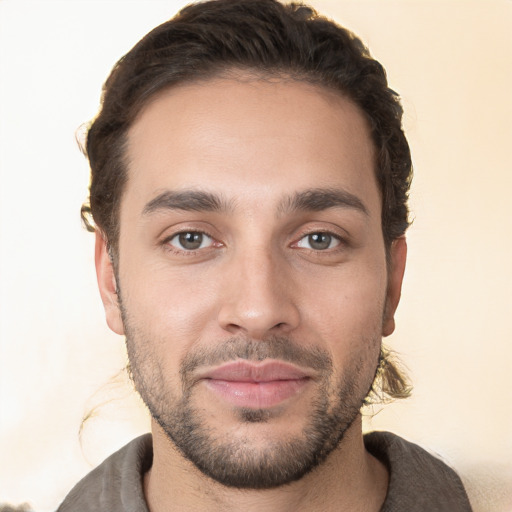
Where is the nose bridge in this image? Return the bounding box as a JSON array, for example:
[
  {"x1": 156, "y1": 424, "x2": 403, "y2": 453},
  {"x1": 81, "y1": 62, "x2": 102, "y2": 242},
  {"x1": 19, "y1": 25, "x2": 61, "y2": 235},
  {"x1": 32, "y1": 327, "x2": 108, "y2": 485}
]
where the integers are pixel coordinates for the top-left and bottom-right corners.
[
  {"x1": 218, "y1": 242, "x2": 299, "y2": 338},
  {"x1": 241, "y1": 245, "x2": 280, "y2": 307}
]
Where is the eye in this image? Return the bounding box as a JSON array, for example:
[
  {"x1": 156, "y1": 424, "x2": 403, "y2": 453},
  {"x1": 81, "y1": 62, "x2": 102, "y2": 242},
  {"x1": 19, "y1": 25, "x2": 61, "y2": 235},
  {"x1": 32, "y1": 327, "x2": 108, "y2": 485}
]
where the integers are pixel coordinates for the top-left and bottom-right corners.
[
  {"x1": 296, "y1": 232, "x2": 341, "y2": 251},
  {"x1": 168, "y1": 231, "x2": 214, "y2": 251}
]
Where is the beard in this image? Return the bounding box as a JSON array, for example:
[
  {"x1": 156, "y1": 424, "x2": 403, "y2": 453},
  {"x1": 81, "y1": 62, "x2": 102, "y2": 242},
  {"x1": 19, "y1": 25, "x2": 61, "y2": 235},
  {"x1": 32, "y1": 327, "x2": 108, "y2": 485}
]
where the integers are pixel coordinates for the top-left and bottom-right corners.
[{"x1": 121, "y1": 306, "x2": 380, "y2": 489}]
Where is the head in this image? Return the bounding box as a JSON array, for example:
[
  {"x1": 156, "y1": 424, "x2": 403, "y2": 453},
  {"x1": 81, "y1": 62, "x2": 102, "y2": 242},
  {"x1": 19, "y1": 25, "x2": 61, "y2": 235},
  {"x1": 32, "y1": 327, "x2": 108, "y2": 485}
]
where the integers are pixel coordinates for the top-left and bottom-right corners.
[
  {"x1": 83, "y1": 0, "x2": 411, "y2": 254},
  {"x1": 88, "y1": 0, "x2": 412, "y2": 489}
]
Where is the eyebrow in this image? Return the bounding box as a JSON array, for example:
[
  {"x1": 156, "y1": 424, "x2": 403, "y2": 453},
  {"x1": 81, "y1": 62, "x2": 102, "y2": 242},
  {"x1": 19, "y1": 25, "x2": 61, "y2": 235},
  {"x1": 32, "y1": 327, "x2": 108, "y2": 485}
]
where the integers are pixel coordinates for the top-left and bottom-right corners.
[
  {"x1": 142, "y1": 190, "x2": 233, "y2": 216},
  {"x1": 141, "y1": 187, "x2": 368, "y2": 217},
  {"x1": 278, "y1": 188, "x2": 369, "y2": 216}
]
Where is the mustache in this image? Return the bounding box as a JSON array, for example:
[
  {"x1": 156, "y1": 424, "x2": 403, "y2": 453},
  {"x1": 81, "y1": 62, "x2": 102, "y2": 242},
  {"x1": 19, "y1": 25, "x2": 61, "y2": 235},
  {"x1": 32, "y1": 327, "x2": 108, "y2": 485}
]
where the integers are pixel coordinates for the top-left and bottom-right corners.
[{"x1": 180, "y1": 336, "x2": 332, "y2": 384}]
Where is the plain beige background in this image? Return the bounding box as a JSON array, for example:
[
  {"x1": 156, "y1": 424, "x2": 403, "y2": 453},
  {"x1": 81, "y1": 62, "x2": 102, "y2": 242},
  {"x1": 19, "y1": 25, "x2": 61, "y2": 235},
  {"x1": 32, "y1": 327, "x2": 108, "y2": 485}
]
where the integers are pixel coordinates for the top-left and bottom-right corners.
[{"x1": 0, "y1": 1, "x2": 511, "y2": 510}]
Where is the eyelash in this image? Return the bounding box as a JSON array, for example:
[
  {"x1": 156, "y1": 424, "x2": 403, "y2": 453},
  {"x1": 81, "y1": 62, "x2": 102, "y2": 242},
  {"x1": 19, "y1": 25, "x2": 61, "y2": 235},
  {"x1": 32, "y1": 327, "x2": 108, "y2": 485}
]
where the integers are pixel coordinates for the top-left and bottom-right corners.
[
  {"x1": 162, "y1": 229, "x2": 347, "y2": 256},
  {"x1": 162, "y1": 230, "x2": 220, "y2": 256},
  {"x1": 292, "y1": 230, "x2": 346, "y2": 253}
]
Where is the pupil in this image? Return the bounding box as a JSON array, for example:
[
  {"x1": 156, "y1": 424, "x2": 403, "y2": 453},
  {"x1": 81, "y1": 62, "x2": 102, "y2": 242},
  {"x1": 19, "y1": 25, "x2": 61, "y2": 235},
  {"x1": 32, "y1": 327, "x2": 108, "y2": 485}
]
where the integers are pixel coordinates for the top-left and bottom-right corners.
[
  {"x1": 179, "y1": 232, "x2": 202, "y2": 250},
  {"x1": 309, "y1": 233, "x2": 331, "y2": 250}
]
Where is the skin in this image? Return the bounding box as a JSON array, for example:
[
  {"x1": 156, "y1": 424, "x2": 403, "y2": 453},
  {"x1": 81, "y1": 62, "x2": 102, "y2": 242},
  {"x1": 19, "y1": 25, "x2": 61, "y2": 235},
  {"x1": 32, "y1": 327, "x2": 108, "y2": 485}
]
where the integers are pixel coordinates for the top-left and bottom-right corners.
[{"x1": 96, "y1": 77, "x2": 406, "y2": 511}]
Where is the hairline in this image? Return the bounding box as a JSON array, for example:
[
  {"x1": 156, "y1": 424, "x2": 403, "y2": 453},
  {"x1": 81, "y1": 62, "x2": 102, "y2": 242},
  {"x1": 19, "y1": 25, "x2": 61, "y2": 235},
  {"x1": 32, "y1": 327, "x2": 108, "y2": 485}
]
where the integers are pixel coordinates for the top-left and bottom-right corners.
[{"x1": 104, "y1": 67, "x2": 386, "y2": 250}]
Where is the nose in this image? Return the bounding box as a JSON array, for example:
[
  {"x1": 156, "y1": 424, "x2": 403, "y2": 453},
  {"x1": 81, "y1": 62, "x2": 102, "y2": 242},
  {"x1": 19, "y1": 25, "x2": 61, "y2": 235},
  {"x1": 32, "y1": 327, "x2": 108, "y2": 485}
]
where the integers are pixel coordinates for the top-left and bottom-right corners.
[{"x1": 217, "y1": 247, "x2": 300, "y2": 339}]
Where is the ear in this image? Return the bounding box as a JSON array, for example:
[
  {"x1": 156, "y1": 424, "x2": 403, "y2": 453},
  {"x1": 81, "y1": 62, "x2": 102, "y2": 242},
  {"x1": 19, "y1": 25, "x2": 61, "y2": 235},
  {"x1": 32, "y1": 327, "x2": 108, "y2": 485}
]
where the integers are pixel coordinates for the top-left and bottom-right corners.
[
  {"x1": 95, "y1": 232, "x2": 125, "y2": 335},
  {"x1": 382, "y1": 236, "x2": 407, "y2": 337}
]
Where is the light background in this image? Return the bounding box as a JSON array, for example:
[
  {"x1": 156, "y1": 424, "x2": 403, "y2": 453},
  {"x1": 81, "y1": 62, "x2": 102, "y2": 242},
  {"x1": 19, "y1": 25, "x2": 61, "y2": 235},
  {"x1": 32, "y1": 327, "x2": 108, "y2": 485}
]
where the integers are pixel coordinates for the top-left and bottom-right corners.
[{"x1": 0, "y1": 1, "x2": 511, "y2": 511}]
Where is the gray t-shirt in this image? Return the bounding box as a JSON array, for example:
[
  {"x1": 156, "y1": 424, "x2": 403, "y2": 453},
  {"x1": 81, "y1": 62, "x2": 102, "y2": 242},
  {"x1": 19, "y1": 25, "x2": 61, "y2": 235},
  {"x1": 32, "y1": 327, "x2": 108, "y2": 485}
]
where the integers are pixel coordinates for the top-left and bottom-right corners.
[{"x1": 58, "y1": 431, "x2": 473, "y2": 511}]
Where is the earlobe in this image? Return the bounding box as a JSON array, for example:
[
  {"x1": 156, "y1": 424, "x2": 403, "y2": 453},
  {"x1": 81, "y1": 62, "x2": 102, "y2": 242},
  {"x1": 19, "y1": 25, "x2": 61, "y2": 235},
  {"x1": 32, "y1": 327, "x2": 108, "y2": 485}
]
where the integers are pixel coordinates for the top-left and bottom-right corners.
[
  {"x1": 382, "y1": 236, "x2": 407, "y2": 337},
  {"x1": 95, "y1": 232, "x2": 125, "y2": 335}
]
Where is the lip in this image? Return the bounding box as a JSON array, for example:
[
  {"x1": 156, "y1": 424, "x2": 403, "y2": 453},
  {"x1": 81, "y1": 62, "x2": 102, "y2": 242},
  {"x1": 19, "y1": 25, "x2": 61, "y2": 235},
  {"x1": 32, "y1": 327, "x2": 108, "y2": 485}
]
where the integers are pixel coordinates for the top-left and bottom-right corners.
[{"x1": 200, "y1": 360, "x2": 311, "y2": 409}]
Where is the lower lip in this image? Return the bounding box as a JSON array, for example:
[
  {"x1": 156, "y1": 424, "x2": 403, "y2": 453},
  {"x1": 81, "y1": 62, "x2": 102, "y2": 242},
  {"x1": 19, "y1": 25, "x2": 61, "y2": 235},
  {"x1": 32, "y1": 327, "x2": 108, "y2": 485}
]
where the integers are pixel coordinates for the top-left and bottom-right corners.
[{"x1": 205, "y1": 378, "x2": 310, "y2": 409}]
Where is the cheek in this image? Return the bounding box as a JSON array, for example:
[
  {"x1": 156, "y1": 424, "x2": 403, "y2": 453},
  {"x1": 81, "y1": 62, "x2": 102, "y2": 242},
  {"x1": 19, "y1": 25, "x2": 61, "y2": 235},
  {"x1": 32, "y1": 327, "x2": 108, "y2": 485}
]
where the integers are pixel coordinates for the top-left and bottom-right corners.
[
  {"x1": 119, "y1": 260, "x2": 221, "y2": 346},
  {"x1": 299, "y1": 260, "x2": 387, "y2": 357},
  {"x1": 307, "y1": 262, "x2": 387, "y2": 316}
]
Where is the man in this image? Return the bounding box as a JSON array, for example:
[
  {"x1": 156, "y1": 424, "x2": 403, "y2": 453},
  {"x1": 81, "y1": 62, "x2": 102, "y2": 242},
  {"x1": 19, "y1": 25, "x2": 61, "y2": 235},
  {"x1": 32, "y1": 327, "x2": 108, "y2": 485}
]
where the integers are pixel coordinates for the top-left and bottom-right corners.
[{"x1": 58, "y1": 0, "x2": 472, "y2": 510}]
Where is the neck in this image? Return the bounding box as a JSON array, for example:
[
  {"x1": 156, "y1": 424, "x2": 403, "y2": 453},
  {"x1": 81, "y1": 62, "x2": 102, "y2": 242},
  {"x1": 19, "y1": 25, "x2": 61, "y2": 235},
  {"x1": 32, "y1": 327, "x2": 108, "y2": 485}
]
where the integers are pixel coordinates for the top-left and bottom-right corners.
[{"x1": 144, "y1": 416, "x2": 388, "y2": 512}]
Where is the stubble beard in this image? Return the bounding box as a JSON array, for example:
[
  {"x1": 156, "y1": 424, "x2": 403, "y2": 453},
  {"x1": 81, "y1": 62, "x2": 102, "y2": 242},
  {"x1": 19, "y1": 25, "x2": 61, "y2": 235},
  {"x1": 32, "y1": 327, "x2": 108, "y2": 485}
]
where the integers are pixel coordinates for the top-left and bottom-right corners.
[{"x1": 121, "y1": 306, "x2": 381, "y2": 489}]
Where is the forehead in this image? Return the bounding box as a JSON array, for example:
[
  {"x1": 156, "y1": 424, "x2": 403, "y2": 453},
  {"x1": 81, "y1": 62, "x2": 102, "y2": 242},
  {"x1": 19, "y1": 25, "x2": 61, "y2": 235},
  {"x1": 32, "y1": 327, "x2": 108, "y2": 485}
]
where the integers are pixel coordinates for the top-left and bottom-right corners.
[{"x1": 124, "y1": 77, "x2": 380, "y2": 217}]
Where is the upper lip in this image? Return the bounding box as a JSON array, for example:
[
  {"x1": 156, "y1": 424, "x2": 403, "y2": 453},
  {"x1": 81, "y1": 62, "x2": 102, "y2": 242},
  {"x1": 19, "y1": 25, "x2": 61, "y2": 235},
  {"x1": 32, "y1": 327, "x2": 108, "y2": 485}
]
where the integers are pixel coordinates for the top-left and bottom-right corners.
[{"x1": 198, "y1": 360, "x2": 311, "y2": 382}]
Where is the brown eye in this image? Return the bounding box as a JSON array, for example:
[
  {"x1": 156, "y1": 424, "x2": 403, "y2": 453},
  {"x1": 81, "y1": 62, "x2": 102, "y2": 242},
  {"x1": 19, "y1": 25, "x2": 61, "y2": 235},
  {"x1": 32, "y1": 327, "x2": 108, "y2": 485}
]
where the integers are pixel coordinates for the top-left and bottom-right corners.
[
  {"x1": 296, "y1": 232, "x2": 340, "y2": 251},
  {"x1": 169, "y1": 232, "x2": 212, "y2": 251}
]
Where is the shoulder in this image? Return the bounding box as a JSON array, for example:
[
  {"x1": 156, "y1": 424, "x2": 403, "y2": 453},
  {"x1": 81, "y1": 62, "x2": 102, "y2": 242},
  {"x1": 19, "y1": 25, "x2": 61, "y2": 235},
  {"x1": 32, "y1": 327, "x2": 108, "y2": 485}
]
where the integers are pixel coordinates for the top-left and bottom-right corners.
[
  {"x1": 364, "y1": 431, "x2": 473, "y2": 512},
  {"x1": 57, "y1": 434, "x2": 153, "y2": 512}
]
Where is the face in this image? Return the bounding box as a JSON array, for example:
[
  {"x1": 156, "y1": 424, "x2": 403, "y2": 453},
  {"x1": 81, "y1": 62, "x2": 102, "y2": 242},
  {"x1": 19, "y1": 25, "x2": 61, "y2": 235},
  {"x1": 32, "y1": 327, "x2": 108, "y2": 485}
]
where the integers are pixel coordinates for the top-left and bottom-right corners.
[{"x1": 96, "y1": 77, "x2": 406, "y2": 488}]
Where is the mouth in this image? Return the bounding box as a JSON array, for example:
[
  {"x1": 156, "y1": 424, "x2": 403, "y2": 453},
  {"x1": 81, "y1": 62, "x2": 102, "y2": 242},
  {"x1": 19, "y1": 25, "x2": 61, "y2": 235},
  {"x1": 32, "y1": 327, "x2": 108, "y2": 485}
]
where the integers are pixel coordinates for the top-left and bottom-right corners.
[{"x1": 199, "y1": 360, "x2": 312, "y2": 409}]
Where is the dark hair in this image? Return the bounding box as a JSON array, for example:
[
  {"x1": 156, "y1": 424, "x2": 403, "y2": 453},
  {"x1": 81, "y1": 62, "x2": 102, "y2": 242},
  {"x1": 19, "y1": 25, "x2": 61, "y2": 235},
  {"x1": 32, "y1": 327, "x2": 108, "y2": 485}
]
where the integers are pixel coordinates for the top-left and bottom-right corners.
[
  {"x1": 82, "y1": 0, "x2": 411, "y2": 252},
  {"x1": 81, "y1": 0, "x2": 412, "y2": 401}
]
